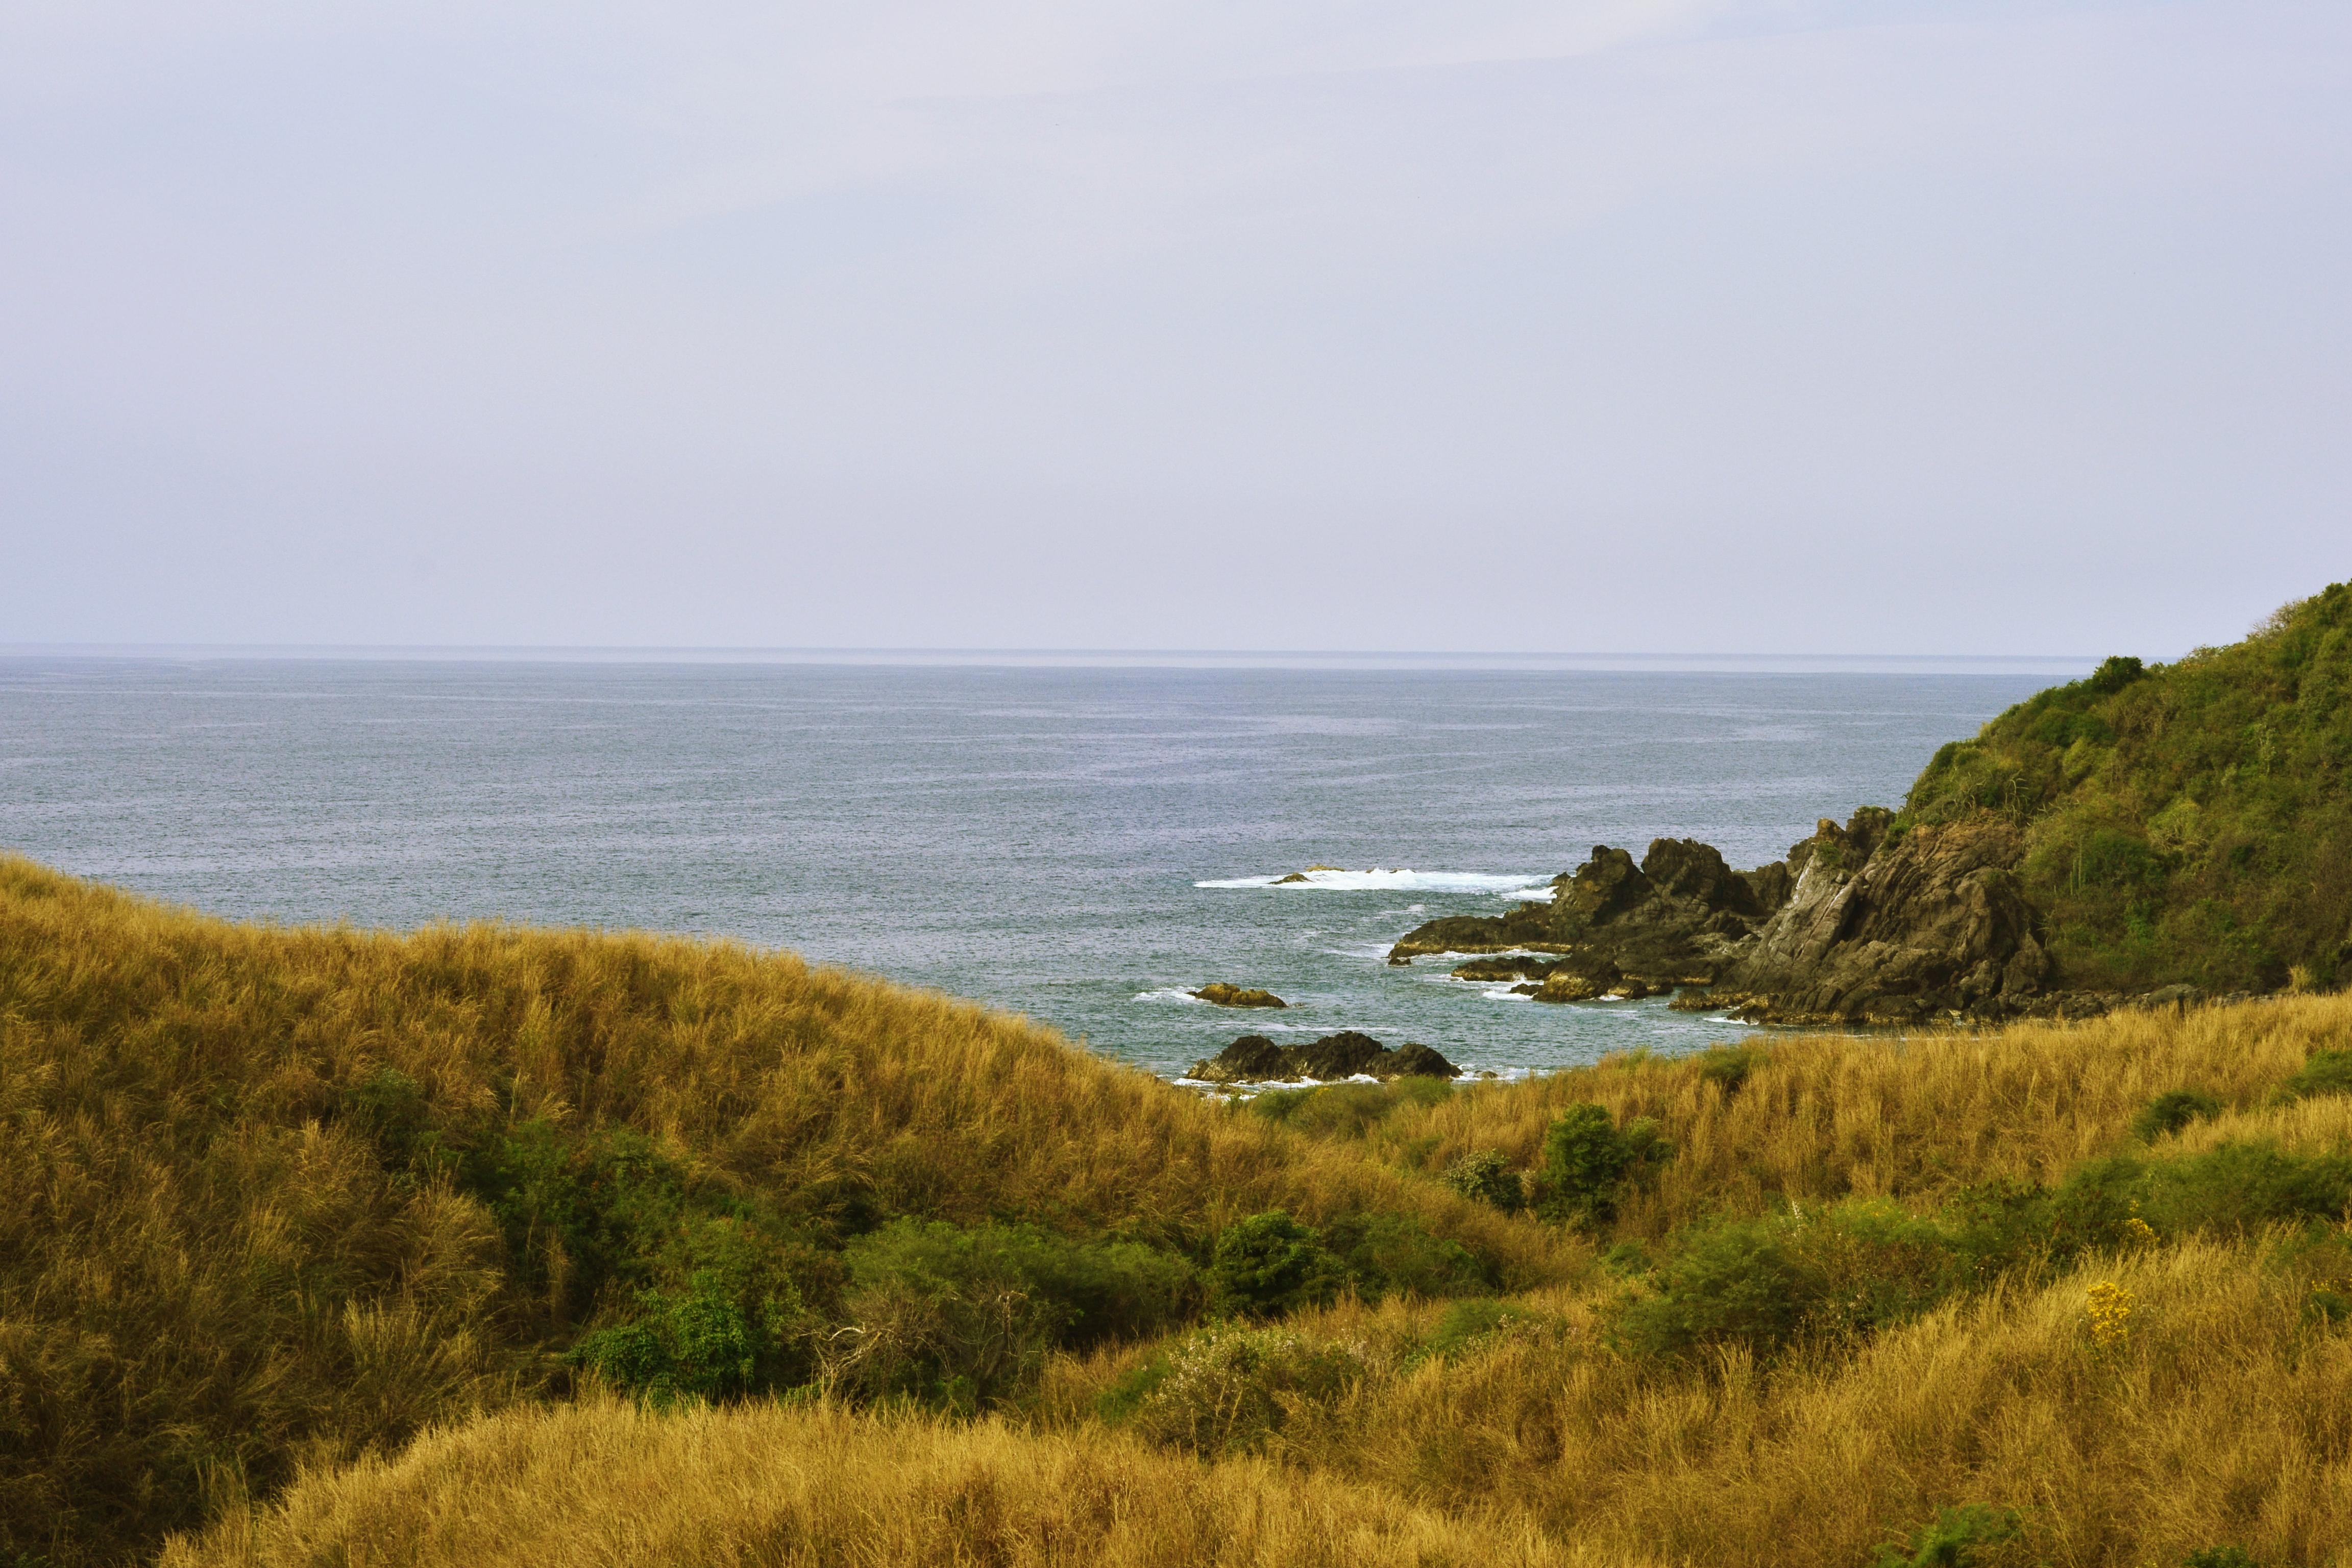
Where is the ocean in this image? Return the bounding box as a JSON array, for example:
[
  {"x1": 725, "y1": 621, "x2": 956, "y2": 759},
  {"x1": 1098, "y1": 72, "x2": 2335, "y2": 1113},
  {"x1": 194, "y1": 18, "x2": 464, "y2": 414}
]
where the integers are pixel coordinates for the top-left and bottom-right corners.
[{"x1": 0, "y1": 657, "x2": 2060, "y2": 1079}]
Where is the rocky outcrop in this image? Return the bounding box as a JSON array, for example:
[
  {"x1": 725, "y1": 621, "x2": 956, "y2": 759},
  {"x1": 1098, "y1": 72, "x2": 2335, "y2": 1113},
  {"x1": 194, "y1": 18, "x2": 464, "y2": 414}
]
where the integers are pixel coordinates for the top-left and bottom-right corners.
[
  {"x1": 1191, "y1": 984, "x2": 1286, "y2": 1009},
  {"x1": 1389, "y1": 836, "x2": 1787, "y2": 983},
  {"x1": 1188, "y1": 1032, "x2": 1461, "y2": 1084},
  {"x1": 1697, "y1": 814, "x2": 2051, "y2": 1023},
  {"x1": 1389, "y1": 810, "x2": 2078, "y2": 1024}
]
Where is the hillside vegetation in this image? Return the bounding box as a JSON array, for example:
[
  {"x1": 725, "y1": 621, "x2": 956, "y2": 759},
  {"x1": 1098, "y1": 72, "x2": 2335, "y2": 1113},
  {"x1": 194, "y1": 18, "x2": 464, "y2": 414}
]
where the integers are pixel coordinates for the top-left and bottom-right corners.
[
  {"x1": 0, "y1": 857, "x2": 1551, "y2": 1566},
  {"x1": 1903, "y1": 581, "x2": 2352, "y2": 993},
  {"x1": 14, "y1": 855, "x2": 2352, "y2": 1565}
]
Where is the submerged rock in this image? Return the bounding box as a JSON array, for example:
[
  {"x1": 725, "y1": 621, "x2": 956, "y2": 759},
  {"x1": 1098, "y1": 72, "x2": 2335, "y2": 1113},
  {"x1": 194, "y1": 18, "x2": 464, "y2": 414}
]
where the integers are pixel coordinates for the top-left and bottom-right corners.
[
  {"x1": 1191, "y1": 983, "x2": 1287, "y2": 1009},
  {"x1": 1187, "y1": 1031, "x2": 1459, "y2": 1084}
]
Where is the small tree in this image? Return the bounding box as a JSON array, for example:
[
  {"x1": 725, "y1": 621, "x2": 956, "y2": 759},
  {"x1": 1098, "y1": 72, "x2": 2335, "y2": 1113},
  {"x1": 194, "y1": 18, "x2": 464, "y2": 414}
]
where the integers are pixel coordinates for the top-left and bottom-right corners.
[
  {"x1": 1533, "y1": 1103, "x2": 1671, "y2": 1229},
  {"x1": 1207, "y1": 1211, "x2": 1348, "y2": 1318}
]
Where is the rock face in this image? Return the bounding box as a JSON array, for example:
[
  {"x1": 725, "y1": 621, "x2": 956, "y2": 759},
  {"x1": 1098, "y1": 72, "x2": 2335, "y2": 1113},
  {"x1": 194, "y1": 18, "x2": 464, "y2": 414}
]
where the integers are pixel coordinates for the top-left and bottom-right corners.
[
  {"x1": 1188, "y1": 1032, "x2": 1461, "y2": 1084},
  {"x1": 1390, "y1": 836, "x2": 1791, "y2": 981},
  {"x1": 1191, "y1": 984, "x2": 1287, "y2": 1009},
  {"x1": 1390, "y1": 810, "x2": 2072, "y2": 1024}
]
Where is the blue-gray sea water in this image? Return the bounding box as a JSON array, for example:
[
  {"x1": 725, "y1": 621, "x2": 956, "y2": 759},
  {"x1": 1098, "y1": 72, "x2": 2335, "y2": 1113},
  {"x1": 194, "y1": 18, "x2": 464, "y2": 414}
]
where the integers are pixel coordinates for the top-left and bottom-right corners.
[{"x1": 0, "y1": 659, "x2": 2054, "y2": 1079}]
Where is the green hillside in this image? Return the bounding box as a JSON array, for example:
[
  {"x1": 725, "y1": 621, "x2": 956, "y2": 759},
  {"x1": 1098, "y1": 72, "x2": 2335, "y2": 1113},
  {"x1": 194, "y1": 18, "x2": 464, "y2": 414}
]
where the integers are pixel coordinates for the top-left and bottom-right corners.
[{"x1": 1903, "y1": 581, "x2": 2352, "y2": 993}]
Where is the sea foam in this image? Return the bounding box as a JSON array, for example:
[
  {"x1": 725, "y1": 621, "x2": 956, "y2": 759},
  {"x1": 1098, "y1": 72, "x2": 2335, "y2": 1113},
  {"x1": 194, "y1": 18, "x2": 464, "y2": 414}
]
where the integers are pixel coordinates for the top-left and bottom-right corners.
[{"x1": 1195, "y1": 868, "x2": 1549, "y2": 895}]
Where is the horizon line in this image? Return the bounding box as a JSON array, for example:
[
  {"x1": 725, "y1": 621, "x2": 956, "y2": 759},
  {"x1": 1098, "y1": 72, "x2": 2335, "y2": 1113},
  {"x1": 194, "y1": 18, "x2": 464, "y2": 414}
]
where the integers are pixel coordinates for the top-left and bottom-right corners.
[{"x1": 0, "y1": 642, "x2": 2103, "y2": 674}]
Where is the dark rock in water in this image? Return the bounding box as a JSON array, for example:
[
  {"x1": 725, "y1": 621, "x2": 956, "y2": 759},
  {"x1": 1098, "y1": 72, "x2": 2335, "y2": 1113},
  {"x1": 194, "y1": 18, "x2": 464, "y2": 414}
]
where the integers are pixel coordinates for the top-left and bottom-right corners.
[
  {"x1": 1191, "y1": 983, "x2": 1287, "y2": 1009},
  {"x1": 1386, "y1": 1041, "x2": 1461, "y2": 1079},
  {"x1": 1188, "y1": 1031, "x2": 1460, "y2": 1084},
  {"x1": 1288, "y1": 1030, "x2": 1389, "y2": 1079},
  {"x1": 1272, "y1": 872, "x2": 1310, "y2": 885},
  {"x1": 1190, "y1": 1034, "x2": 1285, "y2": 1082}
]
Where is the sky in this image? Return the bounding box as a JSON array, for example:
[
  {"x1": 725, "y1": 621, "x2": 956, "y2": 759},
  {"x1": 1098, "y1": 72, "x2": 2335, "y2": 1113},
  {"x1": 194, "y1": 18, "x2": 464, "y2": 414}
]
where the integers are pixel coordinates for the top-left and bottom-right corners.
[{"x1": 3, "y1": 0, "x2": 2346, "y2": 656}]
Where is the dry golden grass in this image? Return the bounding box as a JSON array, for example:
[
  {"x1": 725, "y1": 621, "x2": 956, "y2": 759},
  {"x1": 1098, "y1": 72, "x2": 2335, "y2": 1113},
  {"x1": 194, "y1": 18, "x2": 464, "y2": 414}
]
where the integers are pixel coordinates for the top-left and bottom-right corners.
[
  {"x1": 1364, "y1": 995, "x2": 2352, "y2": 1235},
  {"x1": 1258, "y1": 1237, "x2": 2352, "y2": 1565},
  {"x1": 21, "y1": 851, "x2": 2352, "y2": 1566},
  {"x1": 0, "y1": 856, "x2": 1569, "y2": 1563},
  {"x1": 161, "y1": 1398, "x2": 1585, "y2": 1568},
  {"x1": 0, "y1": 855, "x2": 1552, "y2": 1257},
  {"x1": 178, "y1": 1237, "x2": 2352, "y2": 1568}
]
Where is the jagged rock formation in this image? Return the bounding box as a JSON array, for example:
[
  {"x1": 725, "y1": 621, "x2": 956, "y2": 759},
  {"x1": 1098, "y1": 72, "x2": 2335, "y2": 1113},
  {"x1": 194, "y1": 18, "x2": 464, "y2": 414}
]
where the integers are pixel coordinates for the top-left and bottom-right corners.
[
  {"x1": 1188, "y1": 1032, "x2": 1460, "y2": 1084},
  {"x1": 1390, "y1": 810, "x2": 2071, "y2": 1025}
]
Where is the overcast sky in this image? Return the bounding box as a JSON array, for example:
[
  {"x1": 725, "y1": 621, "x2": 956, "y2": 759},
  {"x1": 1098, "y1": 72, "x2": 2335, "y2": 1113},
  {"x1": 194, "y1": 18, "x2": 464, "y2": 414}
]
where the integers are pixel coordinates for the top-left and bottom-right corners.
[{"x1": 3, "y1": 1, "x2": 2345, "y2": 655}]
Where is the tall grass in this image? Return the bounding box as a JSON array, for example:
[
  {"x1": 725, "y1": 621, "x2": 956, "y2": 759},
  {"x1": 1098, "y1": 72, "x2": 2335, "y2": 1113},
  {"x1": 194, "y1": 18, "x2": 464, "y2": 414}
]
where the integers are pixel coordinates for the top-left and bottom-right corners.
[
  {"x1": 0, "y1": 856, "x2": 1560, "y2": 1564},
  {"x1": 1340, "y1": 997, "x2": 2352, "y2": 1238},
  {"x1": 163, "y1": 1399, "x2": 1580, "y2": 1568},
  {"x1": 18, "y1": 852, "x2": 2352, "y2": 1566},
  {"x1": 176, "y1": 1236, "x2": 2352, "y2": 1567}
]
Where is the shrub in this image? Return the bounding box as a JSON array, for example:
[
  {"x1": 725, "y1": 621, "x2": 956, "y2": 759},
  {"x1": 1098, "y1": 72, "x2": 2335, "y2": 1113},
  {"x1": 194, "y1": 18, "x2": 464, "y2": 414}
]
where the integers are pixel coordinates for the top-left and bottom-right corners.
[
  {"x1": 571, "y1": 1217, "x2": 832, "y2": 1403},
  {"x1": 1115, "y1": 1325, "x2": 1365, "y2": 1455},
  {"x1": 2131, "y1": 1089, "x2": 2223, "y2": 1142},
  {"x1": 2277, "y1": 1048, "x2": 2352, "y2": 1102},
  {"x1": 456, "y1": 1121, "x2": 697, "y2": 1326},
  {"x1": 1614, "y1": 1200, "x2": 1956, "y2": 1361},
  {"x1": 1532, "y1": 1103, "x2": 1672, "y2": 1229},
  {"x1": 828, "y1": 1220, "x2": 1199, "y2": 1409},
  {"x1": 1207, "y1": 1211, "x2": 1349, "y2": 1318},
  {"x1": 1440, "y1": 1149, "x2": 1525, "y2": 1214},
  {"x1": 2184, "y1": 1550, "x2": 2263, "y2": 1568},
  {"x1": 1870, "y1": 1504, "x2": 2025, "y2": 1567},
  {"x1": 1320, "y1": 1212, "x2": 1493, "y2": 1301}
]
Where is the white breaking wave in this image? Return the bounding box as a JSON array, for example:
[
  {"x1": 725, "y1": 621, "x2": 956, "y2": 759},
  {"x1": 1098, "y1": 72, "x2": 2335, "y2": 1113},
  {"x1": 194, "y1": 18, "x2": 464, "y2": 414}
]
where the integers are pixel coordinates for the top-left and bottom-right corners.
[
  {"x1": 1195, "y1": 868, "x2": 1551, "y2": 895},
  {"x1": 1131, "y1": 987, "x2": 1207, "y2": 1005}
]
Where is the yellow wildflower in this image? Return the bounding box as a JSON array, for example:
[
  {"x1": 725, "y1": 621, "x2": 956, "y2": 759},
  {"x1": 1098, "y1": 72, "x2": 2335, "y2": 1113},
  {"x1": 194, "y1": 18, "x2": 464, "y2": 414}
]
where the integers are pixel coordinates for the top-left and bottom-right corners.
[
  {"x1": 2086, "y1": 1281, "x2": 2133, "y2": 1351},
  {"x1": 2122, "y1": 1216, "x2": 2159, "y2": 1247}
]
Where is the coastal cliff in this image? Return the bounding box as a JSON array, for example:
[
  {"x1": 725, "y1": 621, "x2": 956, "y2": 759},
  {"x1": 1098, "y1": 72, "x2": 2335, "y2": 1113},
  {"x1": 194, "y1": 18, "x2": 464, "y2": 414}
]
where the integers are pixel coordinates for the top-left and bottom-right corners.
[{"x1": 1392, "y1": 581, "x2": 2352, "y2": 1022}]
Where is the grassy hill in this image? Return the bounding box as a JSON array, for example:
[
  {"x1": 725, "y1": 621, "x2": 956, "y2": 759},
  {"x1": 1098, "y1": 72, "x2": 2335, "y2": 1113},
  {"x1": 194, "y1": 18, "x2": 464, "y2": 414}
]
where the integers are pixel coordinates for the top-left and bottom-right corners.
[
  {"x1": 13, "y1": 854, "x2": 2352, "y2": 1565},
  {"x1": 173, "y1": 989, "x2": 2352, "y2": 1567},
  {"x1": 1903, "y1": 580, "x2": 2352, "y2": 994},
  {"x1": 0, "y1": 857, "x2": 1553, "y2": 1566}
]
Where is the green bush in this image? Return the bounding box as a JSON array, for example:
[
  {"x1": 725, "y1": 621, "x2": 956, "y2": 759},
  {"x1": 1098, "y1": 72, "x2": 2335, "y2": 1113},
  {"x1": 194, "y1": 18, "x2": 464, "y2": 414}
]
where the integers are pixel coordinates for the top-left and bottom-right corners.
[
  {"x1": 829, "y1": 1219, "x2": 1199, "y2": 1409},
  {"x1": 457, "y1": 1121, "x2": 698, "y2": 1325},
  {"x1": 571, "y1": 1216, "x2": 832, "y2": 1403},
  {"x1": 2277, "y1": 1048, "x2": 2352, "y2": 1102},
  {"x1": 1207, "y1": 1211, "x2": 1349, "y2": 1318},
  {"x1": 1615, "y1": 1200, "x2": 1957, "y2": 1361},
  {"x1": 1440, "y1": 1148, "x2": 1525, "y2": 1214},
  {"x1": 1112, "y1": 1324, "x2": 1364, "y2": 1455},
  {"x1": 1320, "y1": 1212, "x2": 1493, "y2": 1300},
  {"x1": 1532, "y1": 1103, "x2": 1672, "y2": 1229},
  {"x1": 2130, "y1": 1089, "x2": 2223, "y2": 1142},
  {"x1": 2183, "y1": 1550, "x2": 2262, "y2": 1568},
  {"x1": 1870, "y1": 1504, "x2": 2025, "y2": 1567}
]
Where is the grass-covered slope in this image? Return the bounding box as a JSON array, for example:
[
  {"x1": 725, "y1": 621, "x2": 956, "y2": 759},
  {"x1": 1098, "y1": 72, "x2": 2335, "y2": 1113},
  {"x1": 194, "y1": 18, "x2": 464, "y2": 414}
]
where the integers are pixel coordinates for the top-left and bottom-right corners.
[
  {"x1": 0, "y1": 857, "x2": 1552, "y2": 1566},
  {"x1": 1903, "y1": 580, "x2": 2352, "y2": 993},
  {"x1": 179, "y1": 993, "x2": 2352, "y2": 1568}
]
